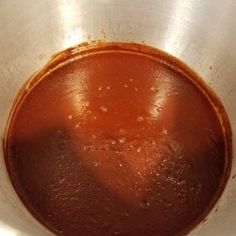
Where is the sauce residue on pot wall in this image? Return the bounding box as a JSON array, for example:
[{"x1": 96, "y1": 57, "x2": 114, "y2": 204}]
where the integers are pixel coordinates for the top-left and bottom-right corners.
[{"x1": 4, "y1": 42, "x2": 232, "y2": 236}]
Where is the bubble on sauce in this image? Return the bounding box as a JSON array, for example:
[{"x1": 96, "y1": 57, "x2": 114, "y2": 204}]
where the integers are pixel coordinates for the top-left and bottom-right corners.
[
  {"x1": 136, "y1": 147, "x2": 142, "y2": 153},
  {"x1": 152, "y1": 140, "x2": 156, "y2": 146},
  {"x1": 83, "y1": 145, "x2": 94, "y2": 152},
  {"x1": 68, "y1": 115, "x2": 73, "y2": 120},
  {"x1": 98, "y1": 86, "x2": 102, "y2": 91},
  {"x1": 134, "y1": 87, "x2": 138, "y2": 91},
  {"x1": 177, "y1": 188, "x2": 188, "y2": 203},
  {"x1": 58, "y1": 177, "x2": 67, "y2": 185},
  {"x1": 137, "y1": 116, "x2": 144, "y2": 122},
  {"x1": 139, "y1": 199, "x2": 151, "y2": 209},
  {"x1": 110, "y1": 140, "x2": 116, "y2": 145},
  {"x1": 162, "y1": 128, "x2": 168, "y2": 135},
  {"x1": 177, "y1": 180, "x2": 186, "y2": 186},
  {"x1": 84, "y1": 101, "x2": 90, "y2": 107},
  {"x1": 119, "y1": 137, "x2": 126, "y2": 144},
  {"x1": 145, "y1": 186, "x2": 153, "y2": 193},
  {"x1": 190, "y1": 183, "x2": 202, "y2": 195},
  {"x1": 124, "y1": 84, "x2": 128, "y2": 88},
  {"x1": 150, "y1": 87, "x2": 158, "y2": 92},
  {"x1": 129, "y1": 78, "x2": 134, "y2": 82},
  {"x1": 100, "y1": 106, "x2": 108, "y2": 112},
  {"x1": 156, "y1": 172, "x2": 160, "y2": 177},
  {"x1": 114, "y1": 231, "x2": 121, "y2": 235},
  {"x1": 93, "y1": 161, "x2": 101, "y2": 167},
  {"x1": 115, "y1": 149, "x2": 125, "y2": 156},
  {"x1": 124, "y1": 211, "x2": 130, "y2": 217},
  {"x1": 86, "y1": 110, "x2": 92, "y2": 115},
  {"x1": 69, "y1": 196, "x2": 78, "y2": 201},
  {"x1": 166, "y1": 176, "x2": 176, "y2": 184},
  {"x1": 106, "y1": 86, "x2": 111, "y2": 90}
]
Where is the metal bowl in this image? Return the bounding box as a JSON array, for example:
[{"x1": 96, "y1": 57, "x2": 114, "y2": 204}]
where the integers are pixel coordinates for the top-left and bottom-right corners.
[{"x1": 0, "y1": 0, "x2": 236, "y2": 235}]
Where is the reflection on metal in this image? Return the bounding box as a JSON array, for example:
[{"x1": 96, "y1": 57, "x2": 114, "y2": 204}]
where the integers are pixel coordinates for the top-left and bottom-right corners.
[
  {"x1": 58, "y1": 0, "x2": 84, "y2": 48},
  {"x1": 0, "y1": 225, "x2": 18, "y2": 236},
  {"x1": 163, "y1": 0, "x2": 194, "y2": 54}
]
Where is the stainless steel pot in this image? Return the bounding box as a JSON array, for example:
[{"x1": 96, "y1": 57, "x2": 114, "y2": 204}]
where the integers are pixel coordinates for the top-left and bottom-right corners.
[{"x1": 0, "y1": 0, "x2": 236, "y2": 235}]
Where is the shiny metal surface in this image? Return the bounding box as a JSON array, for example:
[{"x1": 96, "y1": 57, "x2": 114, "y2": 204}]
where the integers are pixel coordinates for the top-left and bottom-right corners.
[{"x1": 0, "y1": 0, "x2": 236, "y2": 235}]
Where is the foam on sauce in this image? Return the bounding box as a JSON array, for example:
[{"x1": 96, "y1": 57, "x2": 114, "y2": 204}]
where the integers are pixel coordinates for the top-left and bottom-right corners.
[{"x1": 4, "y1": 43, "x2": 231, "y2": 236}]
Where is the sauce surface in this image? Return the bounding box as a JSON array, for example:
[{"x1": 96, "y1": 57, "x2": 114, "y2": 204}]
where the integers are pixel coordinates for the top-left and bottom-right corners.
[{"x1": 4, "y1": 43, "x2": 231, "y2": 236}]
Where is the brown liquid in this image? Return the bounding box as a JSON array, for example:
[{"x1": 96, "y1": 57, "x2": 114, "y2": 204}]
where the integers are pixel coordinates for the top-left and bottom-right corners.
[{"x1": 4, "y1": 43, "x2": 231, "y2": 236}]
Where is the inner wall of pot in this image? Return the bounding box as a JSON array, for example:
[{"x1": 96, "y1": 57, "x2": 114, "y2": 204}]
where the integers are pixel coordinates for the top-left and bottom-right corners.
[{"x1": 0, "y1": 1, "x2": 236, "y2": 235}]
